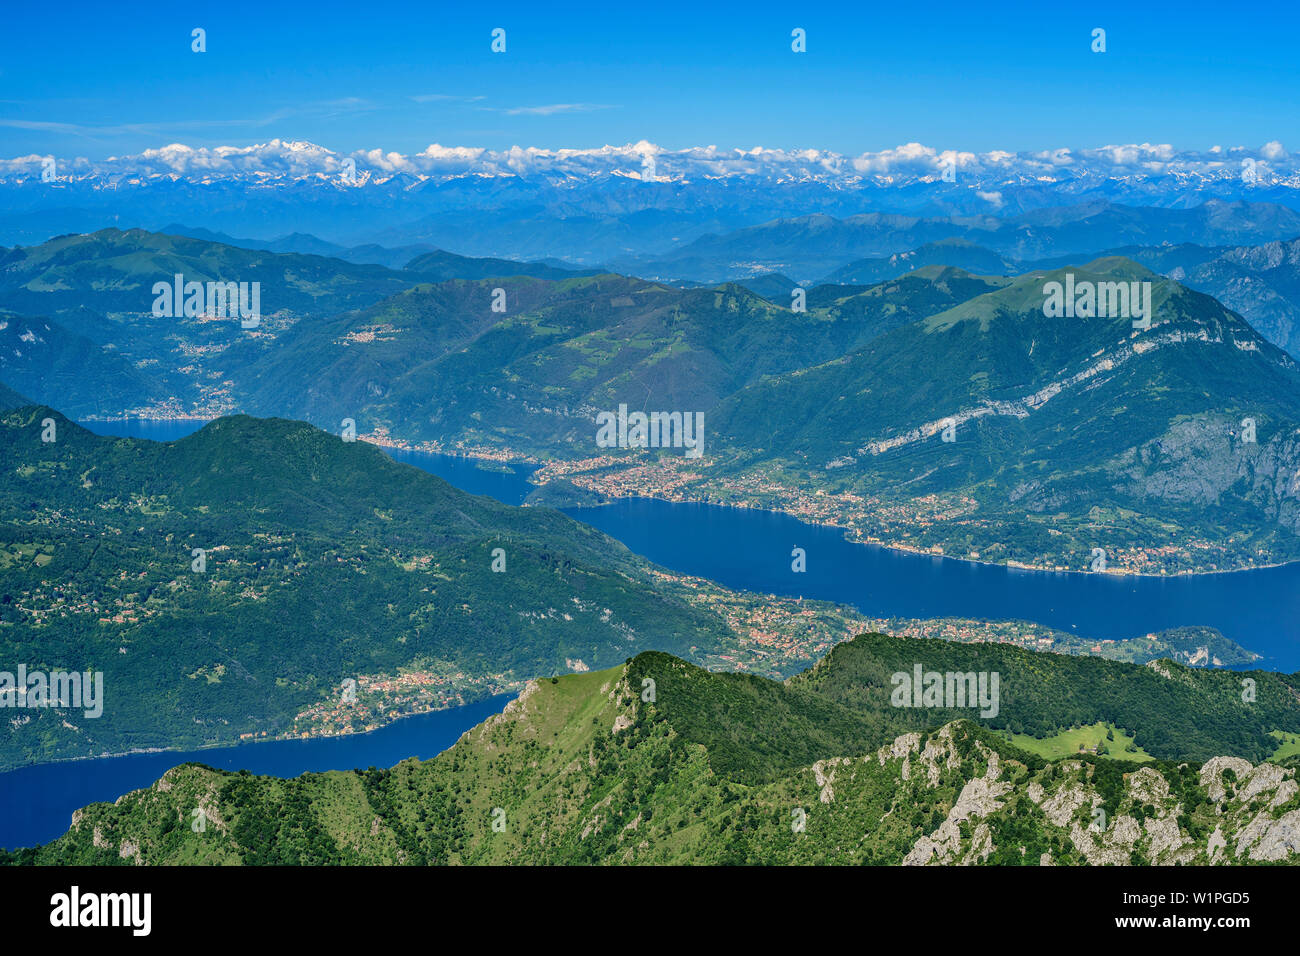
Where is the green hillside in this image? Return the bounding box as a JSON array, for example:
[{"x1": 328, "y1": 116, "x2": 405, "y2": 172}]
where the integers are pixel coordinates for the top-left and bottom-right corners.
[
  {"x1": 11, "y1": 640, "x2": 1299, "y2": 865},
  {"x1": 703, "y1": 259, "x2": 1300, "y2": 571},
  {"x1": 238, "y1": 268, "x2": 1006, "y2": 455},
  {"x1": 793, "y1": 634, "x2": 1300, "y2": 764},
  {"x1": 0, "y1": 228, "x2": 422, "y2": 321},
  {"x1": 0, "y1": 230, "x2": 599, "y2": 417},
  {"x1": 0, "y1": 313, "x2": 168, "y2": 416},
  {"x1": 0, "y1": 406, "x2": 744, "y2": 769},
  {"x1": 6, "y1": 229, "x2": 1300, "y2": 573}
]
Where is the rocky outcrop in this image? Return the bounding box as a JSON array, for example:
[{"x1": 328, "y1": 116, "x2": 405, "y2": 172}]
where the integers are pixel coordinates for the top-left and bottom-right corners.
[{"x1": 878, "y1": 723, "x2": 1299, "y2": 867}]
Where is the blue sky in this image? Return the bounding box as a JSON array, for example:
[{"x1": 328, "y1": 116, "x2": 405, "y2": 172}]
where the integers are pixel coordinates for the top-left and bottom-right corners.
[{"x1": 1, "y1": 0, "x2": 1296, "y2": 158}]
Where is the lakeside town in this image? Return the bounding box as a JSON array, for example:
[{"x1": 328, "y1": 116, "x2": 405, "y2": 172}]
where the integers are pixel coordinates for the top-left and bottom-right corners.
[
  {"x1": 3, "y1": 416, "x2": 1263, "y2": 758},
  {"x1": 355, "y1": 427, "x2": 1277, "y2": 577},
  {"x1": 649, "y1": 566, "x2": 1260, "y2": 675},
  {"x1": 285, "y1": 666, "x2": 521, "y2": 741},
  {"x1": 279, "y1": 566, "x2": 1261, "y2": 746},
  {"x1": 69, "y1": 400, "x2": 1291, "y2": 578}
]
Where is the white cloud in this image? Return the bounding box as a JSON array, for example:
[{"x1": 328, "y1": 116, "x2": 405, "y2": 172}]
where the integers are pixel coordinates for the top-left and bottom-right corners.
[
  {"x1": 1262, "y1": 140, "x2": 1288, "y2": 160},
  {"x1": 498, "y1": 103, "x2": 615, "y2": 116},
  {"x1": 410, "y1": 94, "x2": 486, "y2": 104}
]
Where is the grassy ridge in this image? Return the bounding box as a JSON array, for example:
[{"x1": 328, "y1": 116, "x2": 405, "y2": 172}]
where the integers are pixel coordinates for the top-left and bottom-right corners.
[
  {"x1": 796, "y1": 633, "x2": 1300, "y2": 764},
  {"x1": 10, "y1": 637, "x2": 1300, "y2": 865}
]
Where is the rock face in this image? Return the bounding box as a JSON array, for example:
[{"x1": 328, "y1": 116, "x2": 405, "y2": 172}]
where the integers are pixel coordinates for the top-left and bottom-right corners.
[
  {"x1": 1115, "y1": 417, "x2": 1300, "y2": 535},
  {"x1": 1202, "y1": 756, "x2": 1256, "y2": 802},
  {"x1": 904, "y1": 745, "x2": 1011, "y2": 866},
  {"x1": 869, "y1": 727, "x2": 1300, "y2": 867},
  {"x1": 811, "y1": 759, "x2": 840, "y2": 804},
  {"x1": 1184, "y1": 239, "x2": 1300, "y2": 356}
]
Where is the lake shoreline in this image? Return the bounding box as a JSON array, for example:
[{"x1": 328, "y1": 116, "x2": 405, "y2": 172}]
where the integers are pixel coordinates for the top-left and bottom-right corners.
[
  {"x1": 367, "y1": 432, "x2": 1300, "y2": 580},
  {"x1": 0, "y1": 692, "x2": 513, "y2": 777},
  {"x1": 569, "y1": 493, "x2": 1300, "y2": 581},
  {"x1": 70, "y1": 419, "x2": 1300, "y2": 675},
  {"x1": 81, "y1": 416, "x2": 1300, "y2": 580},
  {"x1": 0, "y1": 694, "x2": 515, "y2": 850}
]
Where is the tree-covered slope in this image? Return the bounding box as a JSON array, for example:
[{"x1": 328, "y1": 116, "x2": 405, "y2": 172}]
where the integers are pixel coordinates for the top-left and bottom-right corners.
[
  {"x1": 822, "y1": 236, "x2": 1300, "y2": 358},
  {"x1": 9, "y1": 229, "x2": 1300, "y2": 572},
  {"x1": 235, "y1": 268, "x2": 1006, "y2": 455},
  {"x1": 791, "y1": 634, "x2": 1300, "y2": 764},
  {"x1": 0, "y1": 313, "x2": 168, "y2": 416},
  {"x1": 0, "y1": 407, "x2": 739, "y2": 769},
  {"x1": 0, "y1": 227, "x2": 428, "y2": 417},
  {"x1": 0, "y1": 230, "x2": 602, "y2": 418},
  {"x1": 0, "y1": 228, "x2": 423, "y2": 321}
]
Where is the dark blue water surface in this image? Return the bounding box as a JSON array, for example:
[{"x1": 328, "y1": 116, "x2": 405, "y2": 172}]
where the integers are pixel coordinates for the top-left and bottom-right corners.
[
  {"x1": 564, "y1": 498, "x2": 1300, "y2": 672},
  {"x1": 384, "y1": 445, "x2": 538, "y2": 504},
  {"x1": 16, "y1": 417, "x2": 1292, "y2": 850},
  {"x1": 0, "y1": 695, "x2": 511, "y2": 851},
  {"x1": 377, "y1": 439, "x2": 1300, "y2": 676}
]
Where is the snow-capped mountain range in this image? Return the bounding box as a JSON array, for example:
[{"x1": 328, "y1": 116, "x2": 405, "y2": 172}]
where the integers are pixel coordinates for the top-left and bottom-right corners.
[
  {"x1": 4, "y1": 138, "x2": 1299, "y2": 192},
  {"x1": 5, "y1": 139, "x2": 1300, "y2": 261}
]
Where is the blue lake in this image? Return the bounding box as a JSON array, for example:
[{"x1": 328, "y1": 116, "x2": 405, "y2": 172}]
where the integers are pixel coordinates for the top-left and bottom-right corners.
[
  {"x1": 388, "y1": 437, "x2": 1300, "y2": 676},
  {"x1": 0, "y1": 694, "x2": 511, "y2": 851},
  {"x1": 567, "y1": 498, "x2": 1300, "y2": 671},
  {"x1": 9, "y1": 415, "x2": 1293, "y2": 849}
]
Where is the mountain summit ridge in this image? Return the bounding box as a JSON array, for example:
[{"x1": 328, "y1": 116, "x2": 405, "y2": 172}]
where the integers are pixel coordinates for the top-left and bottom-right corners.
[{"x1": 10, "y1": 638, "x2": 1299, "y2": 865}]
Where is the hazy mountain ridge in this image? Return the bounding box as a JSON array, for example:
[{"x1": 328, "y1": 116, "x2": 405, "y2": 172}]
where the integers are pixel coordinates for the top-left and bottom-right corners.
[
  {"x1": 820, "y1": 236, "x2": 1300, "y2": 357},
  {"x1": 0, "y1": 230, "x2": 604, "y2": 417},
  {"x1": 628, "y1": 201, "x2": 1300, "y2": 283},
  {"x1": 229, "y1": 268, "x2": 1013, "y2": 456},
  {"x1": 0, "y1": 313, "x2": 166, "y2": 417},
  {"x1": 158, "y1": 223, "x2": 604, "y2": 276}
]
